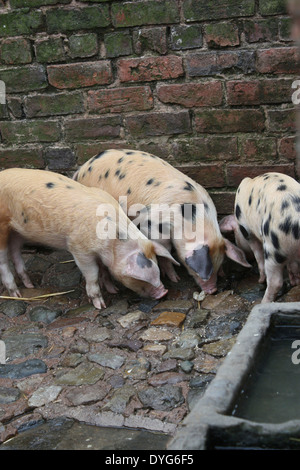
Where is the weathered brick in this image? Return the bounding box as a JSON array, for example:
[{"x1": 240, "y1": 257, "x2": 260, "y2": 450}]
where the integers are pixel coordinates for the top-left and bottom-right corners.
[
  {"x1": 0, "y1": 65, "x2": 47, "y2": 93},
  {"x1": 157, "y1": 82, "x2": 223, "y2": 107},
  {"x1": 259, "y1": 0, "x2": 287, "y2": 16},
  {"x1": 64, "y1": 117, "x2": 121, "y2": 142},
  {"x1": 171, "y1": 137, "x2": 238, "y2": 162},
  {"x1": 104, "y1": 31, "x2": 132, "y2": 58},
  {"x1": 195, "y1": 109, "x2": 265, "y2": 134},
  {"x1": 239, "y1": 136, "x2": 277, "y2": 160},
  {"x1": 126, "y1": 112, "x2": 191, "y2": 137},
  {"x1": 186, "y1": 50, "x2": 255, "y2": 77},
  {"x1": 133, "y1": 27, "x2": 167, "y2": 55},
  {"x1": 0, "y1": 148, "x2": 44, "y2": 169},
  {"x1": 204, "y1": 22, "x2": 239, "y2": 48},
  {"x1": 256, "y1": 47, "x2": 300, "y2": 74},
  {"x1": 111, "y1": 0, "x2": 179, "y2": 28},
  {"x1": 0, "y1": 120, "x2": 61, "y2": 144},
  {"x1": 44, "y1": 147, "x2": 76, "y2": 170},
  {"x1": 243, "y1": 19, "x2": 279, "y2": 43},
  {"x1": 7, "y1": 97, "x2": 23, "y2": 118},
  {"x1": 46, "y1": 6, "x2": 110, "y2": 34},
  {"x1": 25, "y1": 92, "x2": 84, "y2": 118},
  {"x1": 169, "y1": 24, "x2": 203, "y2": 51},
  {"x1": 118, "y1": 56, "x2": 184, "y2": 82},
  {"x1": 226, "y1": 79, "x2": 293, "y2": 105},
  {"x1": 68, "y1": 34, "x2": 98, "y2": 59},
  {"x1": 280, "y1": 18, "x2": 292, "y2": 41},
  {"x1": 278, "y1": 136, "x2": 296, "y2": 160},
  {"x1": 47, "y1": 61, "x2": 112, "y2": 89},
  {"x1": 142, "y1": 114, "x2": 191, "y2": 137},
  {"x1": 227, "y1": 164, "x2": 295, "y2": 187},
  {"x1": 0, "y1": 38, "x2": 32, "y2": 65},
  {"x1": 35, "y1": 37, "x2": 65, "y2": 63},
  {"x1": 210, "y1": 191, "x2": 235, "y2": 215},
  {"x1": 76, "y1": 142, "x2": 130, "y2": 164},
  {"x1": 87, "y1": 86, "x2": 153, "y2": 114},
  {"x1": 10, "y1": 0, "x2": 71, "y2": 7},
  {"x1": 183, "y1": 0, "x2": 255, "y2": 21},
  {"x1": 175, "y1": 164, "x2": 225, "y2": 188},
  {"x1": 0, "y1": 9, "x2": 44, "y2": 37},
  {"x1": 0, "y1": 104, "x2": 9, "y2": 119},
  {"x1": 267, "y1": 108, "x2": 296, "y2": 132}
]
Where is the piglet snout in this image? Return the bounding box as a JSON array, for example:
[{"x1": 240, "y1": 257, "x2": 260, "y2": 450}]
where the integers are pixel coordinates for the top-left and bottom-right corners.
[{"x1": 148, "y1": 283, "x2": 168, "y2": 299}]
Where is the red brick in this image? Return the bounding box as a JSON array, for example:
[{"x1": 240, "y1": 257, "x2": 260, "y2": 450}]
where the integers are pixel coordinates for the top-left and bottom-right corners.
[
  {"x1": 186, "y1": 50, "x2": 255, "y2": 76},
  {"x1": 118, "y1": 56, "x2": 184, "y2": 82},
  {"x1": 0, "y1": 148, "x2": 44, "y2": 169},
  {"x1": 267, "y1": 108, "x2": 296, "y2": 132},
  {"x1": 172, "y1": 137, "x2": 238, "y2": 162},
  {"x1": 210, "y1": 191, "x2": 236, "y2": 215},
  {"x1": 195, "y1": 109, "x2": 265, "y2": 133},
  {"x1": 239, "y1": 137, "x2": 277, "y2": 161},
  {"x1": 87, "y1": 86, "x2": 153, "y2": 114},
  {"x1": 226, "y1": 79, "x2": 293, "y2": 105},
  {"x1": 278, "y1": 136, "x2": 296, "y2": 161},
  {"x1": 175, "y1": 163, "x2": 225, "y2": 188},
  {"x1": 47, "y1": 61, "x2": 112, "y2": 89},
  {"x1": 227, "y1": 164, "x2": 295, "y2": 187},
  {"x1": 126, "y1": 111, "x2": 191, "y2": 137},
  {"x1": 256, "y1": 47, "x2": 300, "y2": 74},
  {"x1": 204, "y1": 22, "x2": 240, "y2": 48},
  {"x1": 157, "y1": 82, "x2": 223, "y2": 108},
  {"x1": 64, "y1": 116, "x2": 121, "y2": 142}
]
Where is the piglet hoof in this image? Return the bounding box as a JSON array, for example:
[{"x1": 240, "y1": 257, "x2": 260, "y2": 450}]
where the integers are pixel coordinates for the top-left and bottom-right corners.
[
  {"x1": 23, "y1": 279, "x2": 34, "y2": 289},
  {"x1": 258, "y1": 275, "x2": 266, "y2": 284},
  {"x1": 91, "y1": 296, "x2": 106, "y2": 310},
  {"x1": 9, "y1": 288, "x2": 22, "y2": 298}
]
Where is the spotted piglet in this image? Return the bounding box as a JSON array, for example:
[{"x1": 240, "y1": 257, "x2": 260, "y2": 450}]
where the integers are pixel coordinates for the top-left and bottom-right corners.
[
  {"x1": 0, "y1": 168, "x2": 179, "y2": 308},
  {"x1": 74, "y1": 149, "x2": 250, "y2": 294},
  {"x1": 220, "y1": 172, "x2": 300, "y2": 303}
]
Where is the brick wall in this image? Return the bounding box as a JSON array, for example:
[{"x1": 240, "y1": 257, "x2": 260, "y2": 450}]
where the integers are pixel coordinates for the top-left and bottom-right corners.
[{"x1": 0, "y1": 0, "x2": 299, "y2": 215}]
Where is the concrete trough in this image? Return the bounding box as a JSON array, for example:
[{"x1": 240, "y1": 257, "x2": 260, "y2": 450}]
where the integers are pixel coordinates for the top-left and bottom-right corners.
[{"x1": 168, "y1": 302, "x2": 300, "y2": 450}]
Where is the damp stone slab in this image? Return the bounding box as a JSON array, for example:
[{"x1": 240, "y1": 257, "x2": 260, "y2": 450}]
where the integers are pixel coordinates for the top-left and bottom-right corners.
[{"x1": 168, "y1": 302, "x2": 300, "y2": 450}]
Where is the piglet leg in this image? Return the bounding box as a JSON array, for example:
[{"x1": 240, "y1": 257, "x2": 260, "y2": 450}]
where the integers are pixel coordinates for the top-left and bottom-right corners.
[
  {"x1": 287, "y1": 261, "x2": 300, "y2": 286},
  {"x1": 262, "y1": 259, "x2": 284, "y2": 303},
  {"x1": 0, "y1": 247, "x2": 21, "y2": 297},
  {"x1": 9, "y1": 231, "x2": 34, "y2": 289},
  {"x1": 98, "y1": 259, "x2": 119, "y2": 294},
  {"x1": 247, "y1": 237, "x2": 266, "y2": 283},
  {"x1": 72, "y1": 253, "x2": 106, "y2": 309}
]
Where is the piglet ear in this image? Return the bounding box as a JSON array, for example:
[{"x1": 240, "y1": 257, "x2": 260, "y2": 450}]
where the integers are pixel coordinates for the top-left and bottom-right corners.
[
  {"x1": 123, "y1": 251, "x2": 161, "y2": 288},
  {"x1": 224, "y1": 238, "x2": 252, "y2": 267},
  {"x1": 185, "y1": 245, "x2": 213, "y2": 281},
  {"x1": 151, "y1": 241, "x2": 180, "y2": 266},
  {"x1": 219, "y1": 214, "x2": 238, "y2": 233}
]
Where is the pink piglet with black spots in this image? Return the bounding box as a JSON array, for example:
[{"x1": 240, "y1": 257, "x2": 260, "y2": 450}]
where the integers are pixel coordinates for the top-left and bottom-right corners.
[{"x1": 220, "y1": 172, "x2": 300, "y2": 303}]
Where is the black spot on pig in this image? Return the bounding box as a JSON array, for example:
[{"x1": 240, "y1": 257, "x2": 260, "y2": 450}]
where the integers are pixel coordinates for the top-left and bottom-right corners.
[
  {"x1": 291, "y1": 196, "x2": 300, "y2": 212},
  {"x1": 239, "y1": 224, "x2": 250, "y2": 240},
  {"x1": 292, "y1": 222, "x2": 300, "y2": 239},
  {"x1": 248, "y1": 195, "x2": 252, "y2": 206},
  {"x1": 127, "y1": 188, "x2": 131, "y2": 195},
  {"x1": 264, "y1": 249, "x2": 270, "y2": 260},
  {"x1": 183, "y1": 181, "x2": 194, "y2": 191},
  {"x1": 263, "y1": 216, "x2": 271, "y2": 236},
  {"x1": 235, "y1": 204, "x2": 241, "y2": 220},
  {"x1": 105, "y1": 170, "x2": 110, "y2": 178},
  {"x1": 66, "y1": 185, "x2": 74, "y2": 189},
  {"x1": 119, "y1": 173, "x2": 126, "y2": 180},
  {"x1": 147, "y1": 178, "x2": 154, "y2": 185},
  {"x1": 93, "y1": 151, "x2": 106, "y2": 160},
  {"x1": 256, "y1": 198, "x2": 261, "y2": 209},
  {"x1": 88, "y1": 166, "x2": 92, "y2": 172},
  {"x1": 271, "y1": 231, "x2": 280, "y2": 250},
  {"x1": 275, "y1": 252, "x2": 286, "y2": 264},
  {"x1": 281, "y1": 200, "x2": 290, "y2": 212},
  {"x1": 115, "y1": 169, "x2": 120, "y2": 176},
  {"x1": 277, "y1": 184, "x2": 287, "y2": 191},
  {"x1": 98, "y1": 175, "x2": 102, "y2": 181},
  {"x1": 279, "y1": 217, "x2": 292, "y2": 235},
  {"x1": 181, "y1": 203, "x2": 197, "y2": 221},
  {"x1": 126, "y1": 151, "x2": 134, "y2": 155},
  {"x1": 46, "y1": 182, "x2": 54, "y2": 188},
  {"x1": 118, "y1": 157, "x2": 124, "y2": 163},
  {"x1": 137, "y1": 252, "x2": 152, "y2": 269}
]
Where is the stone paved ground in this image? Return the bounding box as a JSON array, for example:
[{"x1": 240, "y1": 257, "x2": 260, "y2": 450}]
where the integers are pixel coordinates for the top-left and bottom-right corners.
[{"x1": 0, "y1": 247, "x2": 298, "y2": 446}]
